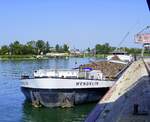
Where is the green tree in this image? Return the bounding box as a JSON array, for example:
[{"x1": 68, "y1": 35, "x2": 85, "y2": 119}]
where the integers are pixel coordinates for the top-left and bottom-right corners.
[
  {"x1": 0, "y1": 45, "x2": 9, "y2": 55},
  {"x1": 55, "y1": 44, "x2": 60, "y2": 52},
  {"x1": 26, "y1": 40, "x2": 37, "y2": 54},
  {"x1": 36, "y1": 40, "x2": 46, "y2": 54},
  {"x1": 95, "y1": 43, "x2": 111, "y2": 54},
  {"x1": 87, "y1": 47, "x2": 91, "y2": 53},
  {"x1": 103, "y1": 43, "x2": 111, "y2": 54},
  {"x1": 27, "y1": 40, "x2": 36, "y2": 48},
  {"x1": 45, "y1": 41, "x2": 50, "y2": 53},
  {"x1": 9, "y1": 41, "x2": 23, "y2": 55},
  {"x1": 63, "y1": 44, "x2": 69, "y2": 52},
  {"x1": 95, "y1": 44, "x2": 101, "y2": 54}
]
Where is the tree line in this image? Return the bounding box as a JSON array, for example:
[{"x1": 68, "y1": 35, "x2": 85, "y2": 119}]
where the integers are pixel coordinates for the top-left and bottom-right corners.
[
  {"x1": 0, "y1": 40, "x2": 144, "y2": 55},
  {"x1": 94, "y1": 43, "x2": 142, "y2": 55},
  {"x1": 0, "y1": 40, "x2": 69, "y2": 55}
]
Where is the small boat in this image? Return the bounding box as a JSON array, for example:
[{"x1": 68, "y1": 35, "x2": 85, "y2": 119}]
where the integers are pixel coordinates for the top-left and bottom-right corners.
[{"x1": 107, "y1": 49, "x2": 133, "y2": 63}]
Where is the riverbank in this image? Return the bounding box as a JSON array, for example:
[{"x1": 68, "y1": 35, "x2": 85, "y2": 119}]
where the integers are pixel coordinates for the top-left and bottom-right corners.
[
  {"x1": 0, "y1": 54, "x2": 104, "y2": 60},
  {"x1": 0, "y1": 55, "x2": 39, "y2": 60},
  {"x1": 0, "y1": 53, "x2": 148, "y2": 60}
]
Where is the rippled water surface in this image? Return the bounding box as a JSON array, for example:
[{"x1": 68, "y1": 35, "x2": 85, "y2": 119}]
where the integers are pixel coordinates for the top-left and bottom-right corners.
[{"x1": 0, "y1": 57, "x2": 97, "y2": 122}]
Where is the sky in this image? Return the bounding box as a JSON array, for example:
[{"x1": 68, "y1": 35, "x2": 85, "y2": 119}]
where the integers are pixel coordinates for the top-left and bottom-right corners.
[{"x1": 0, "y1": 0, "x2": 150, "y2": 49}]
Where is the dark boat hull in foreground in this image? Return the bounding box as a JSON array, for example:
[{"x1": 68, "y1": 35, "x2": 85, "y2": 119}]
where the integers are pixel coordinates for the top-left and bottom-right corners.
[
  {"x1": 21, "y1": 87, "x2": 109, "y2": 107},
  {"x1": 21, "y1": 77, "x2": 115, "y2": 107}
]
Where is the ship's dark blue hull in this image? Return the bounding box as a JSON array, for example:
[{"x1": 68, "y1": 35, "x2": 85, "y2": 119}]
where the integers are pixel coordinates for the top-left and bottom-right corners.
[{"x1": 21, "y1": 87, "x2": 109, "y2": 107}]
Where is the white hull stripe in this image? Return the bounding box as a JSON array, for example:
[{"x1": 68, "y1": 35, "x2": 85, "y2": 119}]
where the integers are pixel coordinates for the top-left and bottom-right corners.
[{"x1": 21, "y1": 78, "x2": 115, "y2": 89}]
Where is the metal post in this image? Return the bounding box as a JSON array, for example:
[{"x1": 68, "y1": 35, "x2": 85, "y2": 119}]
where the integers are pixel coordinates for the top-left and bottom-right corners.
[{"x1": 141, "y1": 44, "x2": 145, "y2": 58}]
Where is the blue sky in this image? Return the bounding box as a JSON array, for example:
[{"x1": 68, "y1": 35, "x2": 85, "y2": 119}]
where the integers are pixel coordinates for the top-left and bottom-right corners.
[{"x1": 0, "y1": 0, "x2": 149, "y2": 49}]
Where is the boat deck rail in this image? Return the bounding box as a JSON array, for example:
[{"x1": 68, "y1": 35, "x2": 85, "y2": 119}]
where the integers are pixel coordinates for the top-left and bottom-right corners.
[
  {"x1": 34, "y1": 69, "x2": 80, "y2": 72},
  {"x1": 21, "y1": 75, "x2": 115, "y2": 81}
]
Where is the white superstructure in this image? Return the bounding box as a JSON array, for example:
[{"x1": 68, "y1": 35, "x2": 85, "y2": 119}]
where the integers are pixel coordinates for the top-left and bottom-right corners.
[
  {"x1": 21, "y1": 68, "x2": 115, "y2": 89},
  {"x1": 107, "y1": 50, "x2": 133, "y2": 62},
  {"x1": 107, "y1": 55, "x2": 133, "y2": 62},
  {"x1": 33, "y1": 69, "x2": 105, "y2": 80},
  {"x1": 34, "y1": 69, "x2": 79, "y2": 79}
]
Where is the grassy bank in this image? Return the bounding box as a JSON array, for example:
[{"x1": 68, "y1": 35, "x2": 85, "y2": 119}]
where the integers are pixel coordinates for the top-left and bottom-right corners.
[
  {"x1": 0, "y1": 53, "x2": 149, "y2": 60},
  {"x1": 0, "y1": 55, "x2": 37, "y2": 60},
  {"x1": 0, "y1": 54, "x2": 96, "y2": 60}
]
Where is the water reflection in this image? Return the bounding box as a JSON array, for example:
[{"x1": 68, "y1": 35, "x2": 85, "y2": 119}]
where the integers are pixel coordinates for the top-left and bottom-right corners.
[{"x1": 22, "y1": 101, "x2": 95, "y2": 122}]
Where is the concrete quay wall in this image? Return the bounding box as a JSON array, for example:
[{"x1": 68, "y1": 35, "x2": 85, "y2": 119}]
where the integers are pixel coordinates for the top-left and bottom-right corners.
[{"x1": 85, "y1": 59, "x2": 150, "y2": 122}]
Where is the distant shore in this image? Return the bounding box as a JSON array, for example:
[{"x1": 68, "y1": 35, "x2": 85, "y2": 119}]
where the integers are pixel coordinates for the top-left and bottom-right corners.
[
  {"x1": 0, "y1": 55, "x2": 37, "y2": 60},
  {"x1": 0, "y1": 53, "x2": 148, "y2": 60},
  {"x1": 0, "y1": 54, "x2": 107, "y2": 60}
]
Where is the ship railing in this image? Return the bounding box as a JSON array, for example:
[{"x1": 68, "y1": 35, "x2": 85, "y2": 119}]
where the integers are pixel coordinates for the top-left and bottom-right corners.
[
  {"x1": 35, "y1": 69, "x2": 79, "y2": 72},
  {"x1": 21, "y1": 75, "x2": 113, "y2": 81},
  {"x1": 34, "y1": 69, "x2": 90, "y2": 76}
]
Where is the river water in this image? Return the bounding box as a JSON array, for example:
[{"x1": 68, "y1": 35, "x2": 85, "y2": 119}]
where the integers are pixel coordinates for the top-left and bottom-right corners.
[{"x1": 0, "y1": 57, "x2": 98, "y2": 122}]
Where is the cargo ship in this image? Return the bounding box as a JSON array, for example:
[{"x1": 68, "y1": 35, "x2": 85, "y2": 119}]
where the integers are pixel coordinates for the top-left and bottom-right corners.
[{"x1": 20, "y1": 51, "x2": 132, "y2": 107}]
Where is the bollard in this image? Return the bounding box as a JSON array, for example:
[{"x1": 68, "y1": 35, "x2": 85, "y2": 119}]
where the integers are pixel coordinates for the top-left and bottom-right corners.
[{"x1": 133, "y1": 104, "x2": 139, "y2": 115}]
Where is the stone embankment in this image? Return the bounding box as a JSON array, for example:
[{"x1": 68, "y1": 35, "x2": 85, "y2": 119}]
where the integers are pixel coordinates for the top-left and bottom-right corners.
[{"x1": 85, "y1": 59, "x2": 150, "y2": 122}]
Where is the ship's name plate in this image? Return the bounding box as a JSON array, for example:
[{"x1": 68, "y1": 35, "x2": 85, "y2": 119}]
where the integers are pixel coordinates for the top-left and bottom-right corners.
[{"x1": 76, "y1": 81, "x2": 99, "y2": 86}]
